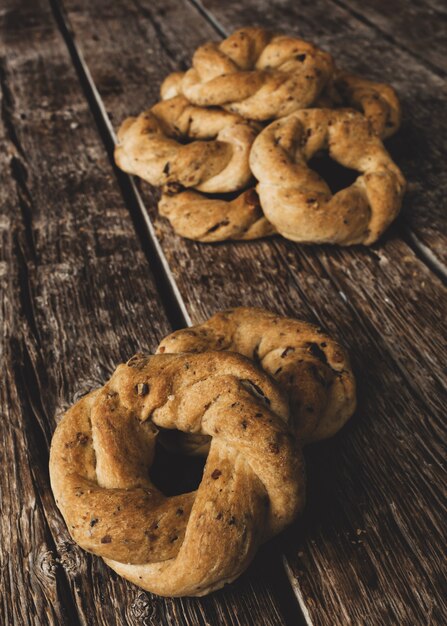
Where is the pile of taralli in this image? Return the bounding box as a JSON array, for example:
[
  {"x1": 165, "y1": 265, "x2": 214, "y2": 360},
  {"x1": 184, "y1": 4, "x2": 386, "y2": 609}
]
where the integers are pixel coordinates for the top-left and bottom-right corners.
[
  {"x1": 50, "y1": 308, "x2": 356, "y2": 596},
  {"x1": 115, "y1": 27, "x2": 406, "y2": 245}
]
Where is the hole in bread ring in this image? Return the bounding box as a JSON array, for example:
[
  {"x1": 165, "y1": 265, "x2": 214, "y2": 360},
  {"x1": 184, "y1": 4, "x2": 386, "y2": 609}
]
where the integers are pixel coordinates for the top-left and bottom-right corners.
[
  {"x1": 114, "y1": 96, "x2": 259, "y2": 194},
  {"x1": 250, "y1": 108, "x2": 406, "y2": 245},
  {"x1": 160, "y1": 27, "x2": 334, "y2": 121},
  {"x1": 149, "y1": 430, "x2": 209, "y2": 493},
  {"x1": 307, "y1": 154, "x2": 359, "y2": 194},
  {"x1": 157, "y1": 307, "x2": 357, "y2": 446},
  {"x1": 50, "y1": 352, "x2": 304, "y2": 597}
]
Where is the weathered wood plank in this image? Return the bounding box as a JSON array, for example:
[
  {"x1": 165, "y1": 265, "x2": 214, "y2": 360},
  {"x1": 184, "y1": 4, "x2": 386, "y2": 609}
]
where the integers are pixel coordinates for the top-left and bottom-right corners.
[
  {"x1": 57, "y1": 0, "x2": 447, "y2": 623},
  {"x1": 0, "y1": 25, "x2": 84, "y2": 626},
  {"x1": 1, "y1": 0, "x2": 305, "y2": 623},
  {"x1": 330, "y1": 0, "x2": 447, "y2": 75},
  {"x1": 0, "y1": 250, "x2": 73, "y2": 625},
  {"x1": 197, "y1": 0, "x2": 447, "y2": 272},
  {"x1": 0, "y1": 2, "x2": 174, "y2": 625}
]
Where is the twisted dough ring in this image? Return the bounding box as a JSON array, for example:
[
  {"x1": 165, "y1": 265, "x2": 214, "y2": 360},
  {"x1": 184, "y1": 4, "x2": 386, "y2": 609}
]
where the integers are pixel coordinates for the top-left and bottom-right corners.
[
  {"x1": 50, "y1": 351, "x2": 304, "y2": 597},
  {"x1": 318, "y1": 71, "x2": 402, "y2": 139},
  {"x1": 163, "y1": 66, "x2": 401, "y2": 140},
  {"x1": 249, "y1": 108, "x2": 406, "y2": 245},
  {"x1": 159, "y1": 188, "x2": 276, "y2": 242},
  {"x1": 160, "y1": 28, "x2": 334, "y2": 121},
  {"x1": 157, "y1": 307, "x2": 356, "y2": 445},
  {"x1": 115, "y1": 95, "x2": 258, "y2": 193},
  {"x1": 159, "y1": 76, "x2": 401, "y2": 242}
]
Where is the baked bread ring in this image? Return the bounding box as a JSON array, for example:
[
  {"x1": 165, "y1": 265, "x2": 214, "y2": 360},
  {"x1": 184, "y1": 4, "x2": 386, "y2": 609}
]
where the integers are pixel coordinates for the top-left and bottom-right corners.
[
  {"x1": 317, "y1": 71, "x2": 401, "y2": 139},
  {"x1": 160, "y1": 28, "x2": 334, "y2": 121},
  {"x1": 115, "y1": 96, "x2": 258, "y2": 193},
  {"x1": 249, "y1": 108, "x2": 406, "y2": 245},
  {"x1": 159, "y1": 188, "x2": 276, "y2": 242},
  {"x1": 163, "y1": 69, "x2": 401, "y2": 140},
  {"x1": 157, "y1": 307, "x2": 356, "y2": 445},
  {"x1": 50, "y1": 351, "x2": 304, "y2": 597}
]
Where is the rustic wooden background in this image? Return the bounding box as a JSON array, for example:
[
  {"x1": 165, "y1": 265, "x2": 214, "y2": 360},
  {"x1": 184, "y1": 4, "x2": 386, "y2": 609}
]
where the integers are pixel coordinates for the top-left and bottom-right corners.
[{"x1": 1, "y1": 0, "x2": 446, "y2": 624}]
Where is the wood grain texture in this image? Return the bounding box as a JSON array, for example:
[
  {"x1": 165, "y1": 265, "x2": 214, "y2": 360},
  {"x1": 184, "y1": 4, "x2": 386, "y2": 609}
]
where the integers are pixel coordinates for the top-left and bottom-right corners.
[
  {"x1": 56, "y1": 0, "x2": 447, "y2": 623},
  {"x1": 0, "y1": 1, "x2": 178, "y2": 624},
  {"x1": 330, "y1": 0, "x2": 447, "y2": 75},
  {"x1": 196, "y1": 0, "x2": 447, "y2": 272},
  {"x1": 0, "y1": 0, "x2": 306, "y2": 624}
]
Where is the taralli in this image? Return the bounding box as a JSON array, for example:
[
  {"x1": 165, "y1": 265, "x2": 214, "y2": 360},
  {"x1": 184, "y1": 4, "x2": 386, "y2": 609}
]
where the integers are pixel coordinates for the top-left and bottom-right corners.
[
  {"x1": 250, "y1": 108, "x2": 406, "y2": 245},
  {"x1": 160, "y1": 27, "x2": 334, "y2": 121},
  {"x1": 124, "y1": 28, "x2": 405, "y2": 246},
  {"x1": 158, "y1": 307, "x2": 356, "y2": 444},
  {"x1": 115, "y1": 95, "x2": 258, "y2": 193},
  {"x1": 161, "y1": 71, "x2": 187, "y2": 100},
  {"x1": 318, "y1": 71, "x2": 402, "y2": 139},
  {"x1": 159, "y1": 188, "x2": 275, "y2": 242},
  {"x1": 50, "y1": 351, "x2": 304, "y2": 597}
]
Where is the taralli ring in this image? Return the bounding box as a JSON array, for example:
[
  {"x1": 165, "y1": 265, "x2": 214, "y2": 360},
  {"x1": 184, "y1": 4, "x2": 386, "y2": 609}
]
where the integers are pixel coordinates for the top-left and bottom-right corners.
[
  {"x1": 160, "y1": 27, "x2": 334, "y2": 121},
  {"x1": 158, "y1": 307, "x2": 356, "y2": 444},
  {"x1": 115, "y1": 95, "x2": 258, "y2": 193},
  {"x1": 250, "y1": 108, "x2": 406, "y2": 245},
  {"x1": 50, "y1": 351, "x2": 304, "y2": 597},
  {"x1": 319, "y1": 71, "x2": 402, "y2": 139},
  {"x1": 159, "y1": 188, "x2": 276, "y2": 242}
]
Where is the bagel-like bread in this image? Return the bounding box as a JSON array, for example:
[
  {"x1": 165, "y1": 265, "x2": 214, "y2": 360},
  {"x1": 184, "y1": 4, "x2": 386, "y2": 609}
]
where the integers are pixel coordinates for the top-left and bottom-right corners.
[
  {"x1": 249, "y1": 108, "x2": 406, "y2": 245},
  {"x1": 160, "y1": 28, "x2": 334, "y2": 121},
  {"x1": 115, "y1": 96, "x2": 258, "y2": 193},
  {"x1": 50, "y1": 351, "x2": 304, "y2": 597},
  {"x1": 317, "y1": 71, "x2": 401, "y2": 139},
  {"x1": 159, "y1": 188, "x2": 275, "y2": 242},
  {"x1": 157, "y1": 307, "x2": 356, "y2": 444}
]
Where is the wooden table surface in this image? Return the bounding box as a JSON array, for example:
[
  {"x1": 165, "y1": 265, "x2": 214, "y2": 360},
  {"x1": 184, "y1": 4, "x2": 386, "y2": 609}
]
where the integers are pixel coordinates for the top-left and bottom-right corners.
[{"x1": 1, "y1": 0, "x2": 446, "y2": 624}]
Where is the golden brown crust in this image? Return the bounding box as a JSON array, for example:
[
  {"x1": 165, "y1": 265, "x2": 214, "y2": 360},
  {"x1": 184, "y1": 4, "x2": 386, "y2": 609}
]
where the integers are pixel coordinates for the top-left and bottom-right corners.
[
  {"x1": 157, "y1": 307, "x2": 356, "y2": 444},
  {"x1": 160, "y1": 28, "x2": 334, "y2": 120},
  {"x1": 249, "y1": 108, "x2": 406, "y2": 245},
  {"x1": 50, "y1": 351, "x2": 304, "y2": 597},
  {"x1": 158, "y1": 188, "x2": 276, "y2": 242},
  {"x1": 317, "y1": 70, "x2": 402, "y2": 139},
  {"x1": 114, "y1": 95, "x2": 258, "y2": 193}
]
